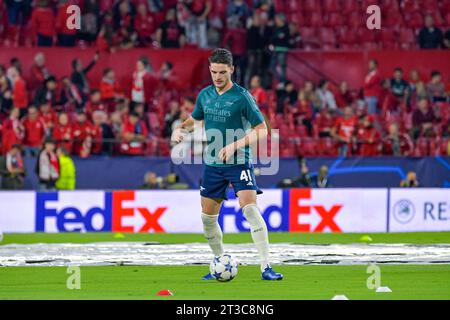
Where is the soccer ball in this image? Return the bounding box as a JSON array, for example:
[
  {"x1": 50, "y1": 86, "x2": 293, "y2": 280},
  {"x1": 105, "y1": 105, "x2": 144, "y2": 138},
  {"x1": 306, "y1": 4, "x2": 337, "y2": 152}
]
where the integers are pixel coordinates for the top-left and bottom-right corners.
[{"x1": 210, "y1": 254, "x2": 238, "y2": 282}]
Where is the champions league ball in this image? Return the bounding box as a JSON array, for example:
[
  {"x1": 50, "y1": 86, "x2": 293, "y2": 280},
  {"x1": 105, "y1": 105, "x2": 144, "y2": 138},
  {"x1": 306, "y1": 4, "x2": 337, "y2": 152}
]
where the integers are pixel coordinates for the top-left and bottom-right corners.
[{"x1": 210, "y1": 254, "x2": 238, "y2": 282}]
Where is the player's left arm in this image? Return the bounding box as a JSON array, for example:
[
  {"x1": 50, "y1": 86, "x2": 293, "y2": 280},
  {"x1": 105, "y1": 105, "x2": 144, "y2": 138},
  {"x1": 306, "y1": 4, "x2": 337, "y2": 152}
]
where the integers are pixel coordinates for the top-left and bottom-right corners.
[{"x1": 219, "y1": 93, "x2": 268, "y2": 161}]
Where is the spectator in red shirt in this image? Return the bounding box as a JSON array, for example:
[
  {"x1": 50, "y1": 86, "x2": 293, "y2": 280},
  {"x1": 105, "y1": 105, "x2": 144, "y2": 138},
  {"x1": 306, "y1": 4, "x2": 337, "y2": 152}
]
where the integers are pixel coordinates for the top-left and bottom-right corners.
[
  {"x1": 250, "y1": 75, "x2": 268, "y2": 111},
  {"x1": 356, "y1": 115, "x2": 381, "y2": 156},
  {"x1": 52, "y1": 112, "x2": 73, "y2": 153},
  {"x1": 85, "y1": 90, "x2": 107, "y2": 119},
  {"x1": 29, "y1": 52, "x2": 51, "y2": 93},
  {"x1": 38, "y1": 102, "x2": 57, "y2": 138},
  {"x1": 1, "y1": 108, "x2": 24, "y2": 154},
  {"x1": 8, "y1": 67, "x2": 28, "y2": 116},
  {"x1": 120, "y1": 111, "x2": 148, "y2": 155},
  {"x1": 412, "y1": 97, "x2": 438, "y2": 139},
  {"x1": 22, "y1": 106, "x2": 45, "y2": 156},
  {"x1": 91, "y1": 110, "x2": 109, "y2": 155},
  {"x1": 30, "y1": 0, "x2": 56, "y2": 47},
  {"x1": 363, "y1": 59, "x2": 382, "y2": 114},
  {"x1": 382, "y1": 123, "x2": 414, "y2": 156},
  {"x1": 56, "y1": 0, "x2": 78, "y2": 47},
  {"x1": 335, "y1": 81, "x2": 353, "y2": 109},
  {"x1": 331, "y1": 106, "x2": 358, "y2": 156},
  {"x1": 100, "y1": 68, "x2": 123, "y2": 111},
  {"x1": 134, "y1": 3, "x2": 156, "y2": 47},
  {"x1": 315, "y1": 108, "x2": 336, "y2": 138},
  {"x1": 222, "y1": 19, "x2": 247, "y2": 85},
  {"x1": 72, "y1": 111, "x2": 94, "y2": 157}
]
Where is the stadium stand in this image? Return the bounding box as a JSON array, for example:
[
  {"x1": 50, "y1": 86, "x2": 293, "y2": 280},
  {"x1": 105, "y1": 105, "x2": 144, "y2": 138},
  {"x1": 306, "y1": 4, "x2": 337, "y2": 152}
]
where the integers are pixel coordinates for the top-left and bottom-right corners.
[{"x1": 0, "y1": 0, "x2": 449, "y2": 161}]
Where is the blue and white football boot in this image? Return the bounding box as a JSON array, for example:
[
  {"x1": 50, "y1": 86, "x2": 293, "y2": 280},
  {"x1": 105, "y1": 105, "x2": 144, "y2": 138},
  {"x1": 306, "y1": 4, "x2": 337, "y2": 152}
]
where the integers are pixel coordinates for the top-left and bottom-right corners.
[
  {"x1": 202, "y1": 273, "x2": 216, "y2": 280},
  {"x1": 261, "y1": 266, "x2": 283, "y2": 281}
]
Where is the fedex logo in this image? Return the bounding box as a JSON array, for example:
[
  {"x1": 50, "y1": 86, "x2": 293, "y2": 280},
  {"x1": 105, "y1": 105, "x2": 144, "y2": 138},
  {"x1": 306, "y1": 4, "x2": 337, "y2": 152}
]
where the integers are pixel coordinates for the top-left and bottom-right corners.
[
  {"x1": 220, "y1": 189, "x2": 343, "y2": 233},
  {"x1": 35, "y1": 191, "x2": 166, "y2": 233}
]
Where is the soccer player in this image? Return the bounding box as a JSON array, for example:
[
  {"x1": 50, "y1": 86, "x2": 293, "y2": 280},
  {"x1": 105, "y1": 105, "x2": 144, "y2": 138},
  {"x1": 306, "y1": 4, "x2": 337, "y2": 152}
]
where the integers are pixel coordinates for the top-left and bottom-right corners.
[{"x1": 173, "y1": 48, "x2": 283, "y2": 281}]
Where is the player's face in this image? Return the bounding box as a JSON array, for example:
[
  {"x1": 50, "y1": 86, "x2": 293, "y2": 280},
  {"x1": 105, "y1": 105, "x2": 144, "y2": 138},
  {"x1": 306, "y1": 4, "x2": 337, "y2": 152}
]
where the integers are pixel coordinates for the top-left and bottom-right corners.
[{"x1": 209, "y1": 63, "x2": 234, "y2": 91}]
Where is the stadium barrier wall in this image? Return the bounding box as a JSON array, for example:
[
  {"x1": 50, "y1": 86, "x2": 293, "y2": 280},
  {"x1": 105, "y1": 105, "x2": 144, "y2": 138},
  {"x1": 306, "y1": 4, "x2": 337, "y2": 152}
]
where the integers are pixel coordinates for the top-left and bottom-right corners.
[
  {"x1": 288, "y1": 50, "x2": 450, "y2": 89},
  {"x1": 18, "y1": 156, "x2": 450, "y2": 190},
  {"x1": 0, "y1": 189, "x2": 448, "y2": 234}
]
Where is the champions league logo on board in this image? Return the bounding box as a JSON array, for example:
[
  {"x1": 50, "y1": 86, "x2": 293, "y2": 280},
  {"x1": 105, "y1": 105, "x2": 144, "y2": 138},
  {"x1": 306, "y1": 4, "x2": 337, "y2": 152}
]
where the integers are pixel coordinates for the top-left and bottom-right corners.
[{"x1": 393, "y1": 200, "x2": 415, "y2": 224}]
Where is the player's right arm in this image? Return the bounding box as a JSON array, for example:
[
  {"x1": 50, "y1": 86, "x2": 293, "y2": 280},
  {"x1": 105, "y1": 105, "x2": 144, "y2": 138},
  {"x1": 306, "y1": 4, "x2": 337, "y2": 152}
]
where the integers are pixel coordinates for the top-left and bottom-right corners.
[
  {"x1": 173, "y1": 116, "x2": 196, "y2": 143},
  {"x1": 173, "y1": 90, "x2": 205, "y2": 143}
]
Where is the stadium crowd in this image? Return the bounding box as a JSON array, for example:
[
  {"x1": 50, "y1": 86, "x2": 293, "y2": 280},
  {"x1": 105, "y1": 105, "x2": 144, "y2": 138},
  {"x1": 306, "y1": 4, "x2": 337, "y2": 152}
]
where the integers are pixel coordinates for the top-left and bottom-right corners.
[{"x1": 0, "y1": 0, "x2": 449, "y2": 164}]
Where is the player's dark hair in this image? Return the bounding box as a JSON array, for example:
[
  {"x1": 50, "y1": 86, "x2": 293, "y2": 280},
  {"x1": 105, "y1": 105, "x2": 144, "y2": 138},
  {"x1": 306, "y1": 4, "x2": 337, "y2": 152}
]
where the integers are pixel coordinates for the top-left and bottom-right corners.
[{"x1": 209, "y1": 48, "x2": 233, "y2": 67}]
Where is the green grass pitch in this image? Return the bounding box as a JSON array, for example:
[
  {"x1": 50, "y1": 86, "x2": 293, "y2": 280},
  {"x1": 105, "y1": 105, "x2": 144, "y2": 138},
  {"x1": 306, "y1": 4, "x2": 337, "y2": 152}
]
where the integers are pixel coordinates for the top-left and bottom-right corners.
[{"x1": 1, "y1": 232, "x2": 450, "y2": 300}]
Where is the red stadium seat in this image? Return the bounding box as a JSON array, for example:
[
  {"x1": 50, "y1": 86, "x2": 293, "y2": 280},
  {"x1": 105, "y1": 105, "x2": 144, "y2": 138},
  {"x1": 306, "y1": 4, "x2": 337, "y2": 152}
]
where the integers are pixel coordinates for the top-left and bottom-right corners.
[
  {"x1": 414, "y1": 137, "x2": 430, "y2": 156},
  {"x1": 380, "y1": 28, "x2": 399, "y2": 49},
  {"x1": 402, "y1": 0, "x2": 421, "y2": 13},
  {"x1": 302, "y1": 0, "x2": 321, "y2": 12},
  {"x1": 422, "y1": 0, "x2": 439, "y2": 11},
  {"x1": 323, "y1": 0, "x2": 341, "y2": 13},
  {"x1": 336, "y1": 26, "x2": 359, "y2": 47},
  {"x1": 298, "y1": 137, "x2": 317, "y2": 157},
  {"x1": 307, "y1": 12, "x2": 324, "y2": 27},
  {"x1": 398, "y1": 28, "x2": 417, "y2": 49},
  {"x1": 318, "y1": 138, "x2": 338, "y2": 156},
  {"x1": 286, "y1": 0, "x2": 302, "y2": 13},
  {"x1": 341, "y1": 0, "x2": 361, "y2": 15},
  {"x1": 325, "y1": 12, "x2": 344, "y2": 27},
  {"x1": 403, "y1": 11, "x2": 424, "y2": 29},
  {"x1": 273, "y1": 0, "x2": 286, "y2": 13},
  {"x1": 319, "y1": 28, "x2": 337, "y2": 49},
  {"x1": 347, "y1": 12, "x2": 364, "y2": 28},
  {"x1": 300, "y1": 27, "x2": 320, "y2": 49}
]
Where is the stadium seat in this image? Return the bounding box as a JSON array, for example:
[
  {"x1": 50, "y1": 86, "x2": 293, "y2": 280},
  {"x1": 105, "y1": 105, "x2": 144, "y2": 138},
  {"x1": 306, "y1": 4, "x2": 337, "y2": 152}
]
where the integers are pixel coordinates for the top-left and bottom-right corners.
[
  {"x1": 319, "y1": 28, "x2": 337, "y2": 50},
  {"x1": 347, "y1": 12, "x2": 364, "y2": 28},
  {"x1": 298, "y1": 137, "x2": 317, "y2": 157},
  {"x1": 318, "y1": 137, "x2": 338, "y2": 156},
  {"x1": 286, "y1": 0, "x2": 302, "y2": 13},
  {"x1": 414, "y1": 137, "x2": 430, "y2": 156},
  {"x1": 307, "y1": 12, "x2": 324, "y2": 27},
  {"x1": 402, "y1": 0, "x2": 421, "y2": 13},
  {"x1": 403, "y1": 11, "x2": 424, "y2": 28},
  {"x1": 300, "y1": 27, "x2": 320, "y2": 49},
  {"x1": 325, "y1": 12, "x2": 344, "y2": 27},
  {"x1": 380, "y1": 28, "x2": 399, "y2": 49},
  {"x1": 273, "y1": 0, "x2": 286, "y2": 12},
  {"x1": 302, "y1": 0, "x2": 321, "y2": 12},
  {"x1": 398, "y1": 28, "x2": 417, "y2": 49},
  {"x1": 423, "y1": 0, "x2": 440, "y2": 11},
  {"x1": 341, "y1": 0, "x2": 361, "y2": 15},
  {"x1": 323, "y1": 0, "x2": 341, "y2": 13}
]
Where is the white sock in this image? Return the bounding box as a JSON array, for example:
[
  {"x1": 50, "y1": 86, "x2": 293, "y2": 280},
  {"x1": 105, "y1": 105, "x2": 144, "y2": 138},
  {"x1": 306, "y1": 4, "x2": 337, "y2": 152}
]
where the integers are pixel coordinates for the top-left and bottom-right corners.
[
  {"x1": 242, "y1": 204, "x2": 271, "y2": 272},
  {"x1": 201, "y1": 213, "x2": 224, "y2": 257}
]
